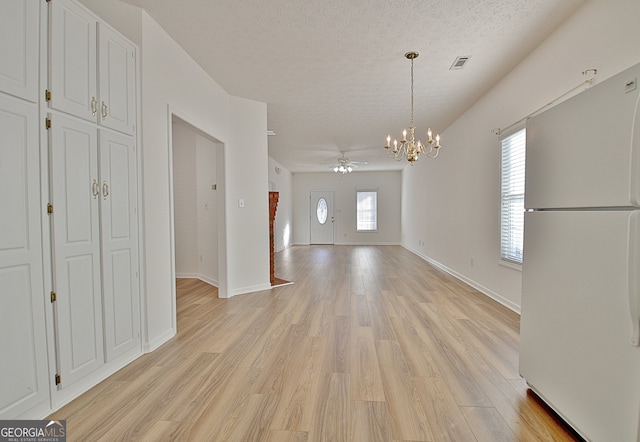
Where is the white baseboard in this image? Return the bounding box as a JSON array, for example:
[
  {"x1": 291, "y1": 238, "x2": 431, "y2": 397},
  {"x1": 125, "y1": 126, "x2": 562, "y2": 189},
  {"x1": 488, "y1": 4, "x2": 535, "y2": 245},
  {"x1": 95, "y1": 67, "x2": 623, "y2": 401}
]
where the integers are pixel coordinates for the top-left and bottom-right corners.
[
  {"x1": 227, "y1": 282, "x2": 273, "y2": 298},
  {"x1": 291, "y1": 242, "x2": 400, "y2": 246},
  {"x1": 176, "y1": 273, "x2": 219, "y2": 287},
  {"x1": 50, "y1": 346, "x2": 142, "y2": 415},
  {"x1": 404, "y1": 245, "x2": 521, "y2": 314},
  {"x1": 144, "y1": 328, "x2": 176, "y2": 353},
  {"x1": 336, "y1": 241, "x2": 401, "y2": 246}
]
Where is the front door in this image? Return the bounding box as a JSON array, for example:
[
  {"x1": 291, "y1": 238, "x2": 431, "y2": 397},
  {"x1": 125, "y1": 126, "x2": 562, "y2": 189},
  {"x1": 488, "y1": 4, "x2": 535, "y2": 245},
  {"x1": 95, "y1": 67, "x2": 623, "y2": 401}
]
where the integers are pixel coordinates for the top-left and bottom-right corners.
[{"x1": 310, "y1": 191, "x2": 334, "y2": 244}]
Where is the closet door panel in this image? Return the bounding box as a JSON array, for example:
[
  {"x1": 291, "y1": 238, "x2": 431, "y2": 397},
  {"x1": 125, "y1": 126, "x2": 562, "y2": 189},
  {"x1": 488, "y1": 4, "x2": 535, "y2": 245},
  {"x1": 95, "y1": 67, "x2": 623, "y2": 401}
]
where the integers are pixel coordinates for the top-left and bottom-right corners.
[
  {"x1": 98, "y1": 24, "x2": 136, "y2": 135},
  {"x1": 99, "y1": 130, "x2": 140, "y2": 361},
  {"x1": 0, "y1": 95, "x2": 48, "y2": 418},
  {"x1": 0, "y1": 0, "x2": 39, "y2": 102},
  {"x1": 49, "y1": 0, "x2": 97, "y2": 122},
  {"x1": 50, "y1": 114, "x2": 104, "y2": 386}
]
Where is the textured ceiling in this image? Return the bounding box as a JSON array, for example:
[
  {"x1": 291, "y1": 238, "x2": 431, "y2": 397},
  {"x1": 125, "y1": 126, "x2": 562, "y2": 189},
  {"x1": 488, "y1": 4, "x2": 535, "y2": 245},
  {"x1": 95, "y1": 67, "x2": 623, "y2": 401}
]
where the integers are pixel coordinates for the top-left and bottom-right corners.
[{"x1": 124, "y1": 0, "x2": 586, "y2": 172}]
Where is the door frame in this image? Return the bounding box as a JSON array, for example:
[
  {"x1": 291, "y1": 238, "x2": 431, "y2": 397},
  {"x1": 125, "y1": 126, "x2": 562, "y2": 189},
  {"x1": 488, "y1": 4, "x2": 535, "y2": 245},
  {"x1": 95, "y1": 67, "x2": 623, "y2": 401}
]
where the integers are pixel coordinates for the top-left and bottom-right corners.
[{"x1": 167, "y1": 106, "x2": 229, "y2": 334}]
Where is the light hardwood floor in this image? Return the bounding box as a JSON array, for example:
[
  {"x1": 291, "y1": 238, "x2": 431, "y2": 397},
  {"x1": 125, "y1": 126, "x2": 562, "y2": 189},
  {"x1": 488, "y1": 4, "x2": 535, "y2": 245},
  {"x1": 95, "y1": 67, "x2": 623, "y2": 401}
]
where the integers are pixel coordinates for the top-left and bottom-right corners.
[{"x1": 49, "y1": 245, "x2": 579, "y2": 441}]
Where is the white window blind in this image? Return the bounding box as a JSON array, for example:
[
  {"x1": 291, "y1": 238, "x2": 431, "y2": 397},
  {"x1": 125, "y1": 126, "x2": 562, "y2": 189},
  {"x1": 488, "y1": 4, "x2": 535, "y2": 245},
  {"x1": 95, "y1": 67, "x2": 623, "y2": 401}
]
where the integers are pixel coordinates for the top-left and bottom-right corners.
[
  {"x1": 500, "y1": 128, "x2": 526, "y2": 265},
  {"x1": 357, "y1": 191, "x2": 377, "y2": 231}
]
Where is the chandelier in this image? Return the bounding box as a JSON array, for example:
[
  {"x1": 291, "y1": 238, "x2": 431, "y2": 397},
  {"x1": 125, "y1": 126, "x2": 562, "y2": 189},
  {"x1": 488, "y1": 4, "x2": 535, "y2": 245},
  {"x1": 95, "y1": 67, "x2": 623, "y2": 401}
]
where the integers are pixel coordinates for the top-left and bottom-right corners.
[{"x1": 385, "y1": 51, "x2": 441, "y2": 163}]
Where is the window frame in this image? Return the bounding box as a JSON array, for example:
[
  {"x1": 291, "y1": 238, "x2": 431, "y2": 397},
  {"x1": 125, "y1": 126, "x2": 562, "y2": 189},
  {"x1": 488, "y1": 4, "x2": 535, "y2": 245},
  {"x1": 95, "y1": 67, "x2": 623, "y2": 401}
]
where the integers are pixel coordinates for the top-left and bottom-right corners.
[
  {"x1": 499, "y1": 126, "x2": 526, "y2": 269},
  {"x1": 356, "y1": 190, "x2": 378, "y2": 232}
]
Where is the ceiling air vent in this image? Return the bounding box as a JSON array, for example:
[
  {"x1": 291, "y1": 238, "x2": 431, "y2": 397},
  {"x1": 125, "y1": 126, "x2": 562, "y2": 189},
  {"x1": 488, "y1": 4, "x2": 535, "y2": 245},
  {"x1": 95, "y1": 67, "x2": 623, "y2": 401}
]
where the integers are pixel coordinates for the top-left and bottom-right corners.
[{"x1": 450, "y1": 56, "x2": 470, "y2": 70}]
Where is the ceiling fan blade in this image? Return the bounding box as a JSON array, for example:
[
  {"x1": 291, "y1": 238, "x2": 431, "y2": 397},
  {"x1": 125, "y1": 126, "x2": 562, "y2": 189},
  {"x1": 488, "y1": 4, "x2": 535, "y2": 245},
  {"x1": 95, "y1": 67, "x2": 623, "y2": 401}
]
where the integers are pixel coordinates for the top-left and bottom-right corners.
[{"x1": 320, "y1": 152, "x2": 368, "y2": 170}]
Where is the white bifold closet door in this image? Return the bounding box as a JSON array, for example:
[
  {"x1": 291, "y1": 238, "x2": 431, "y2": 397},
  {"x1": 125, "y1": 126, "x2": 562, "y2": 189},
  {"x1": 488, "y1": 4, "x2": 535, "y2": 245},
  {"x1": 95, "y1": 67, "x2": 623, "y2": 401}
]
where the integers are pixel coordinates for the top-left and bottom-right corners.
[
  {"x1": 49, "y1": 114, "x2": 140, "y2": 390},
  {"x1": 99, "y1": 129, "x2": 140, "y2": 363},
  {"x1": 0, "y1": 93, "x2": 49, "y2": 419},
  {"x1": 50, "y1": 114, "x2": 104, "y2": 387}
]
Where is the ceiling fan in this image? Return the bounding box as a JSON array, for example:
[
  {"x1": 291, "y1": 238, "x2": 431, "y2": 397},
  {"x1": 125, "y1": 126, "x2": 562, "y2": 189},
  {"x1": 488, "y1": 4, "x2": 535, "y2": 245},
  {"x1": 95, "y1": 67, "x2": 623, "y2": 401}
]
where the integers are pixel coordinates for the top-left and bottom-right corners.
[{"x1": 324, "y1": 152, "x2": 368, "y2": 174}]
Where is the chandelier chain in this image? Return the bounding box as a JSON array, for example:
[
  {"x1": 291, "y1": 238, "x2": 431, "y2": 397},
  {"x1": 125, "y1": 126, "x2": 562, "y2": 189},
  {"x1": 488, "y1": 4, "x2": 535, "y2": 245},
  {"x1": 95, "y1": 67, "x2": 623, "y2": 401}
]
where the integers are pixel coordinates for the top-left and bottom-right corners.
[{"x1": 410, "y1": 57, "x2": 415, "y2": 128}]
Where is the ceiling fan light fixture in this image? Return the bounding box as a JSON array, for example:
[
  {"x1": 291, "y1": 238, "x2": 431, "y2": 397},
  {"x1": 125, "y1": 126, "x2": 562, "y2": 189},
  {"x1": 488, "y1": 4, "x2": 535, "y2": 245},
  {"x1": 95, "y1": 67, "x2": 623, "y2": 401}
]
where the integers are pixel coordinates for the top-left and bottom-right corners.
[
  {"x1": 331, "y1": 152, "x2": 359, "y2": 174},
  {"x1": 333, "y1": 164, "x2": 352, "y2": 174}
]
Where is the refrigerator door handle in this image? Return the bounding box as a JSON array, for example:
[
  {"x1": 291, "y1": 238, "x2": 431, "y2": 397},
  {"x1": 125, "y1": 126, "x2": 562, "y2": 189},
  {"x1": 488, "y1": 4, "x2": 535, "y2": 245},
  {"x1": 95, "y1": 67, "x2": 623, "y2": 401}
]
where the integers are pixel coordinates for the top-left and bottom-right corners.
[
  {"x1": 629, "y1": 211, "x2": 640, "y2": 346},
  {"x1": 630, "y1": 89, "x2": 640, "y2": 206}
]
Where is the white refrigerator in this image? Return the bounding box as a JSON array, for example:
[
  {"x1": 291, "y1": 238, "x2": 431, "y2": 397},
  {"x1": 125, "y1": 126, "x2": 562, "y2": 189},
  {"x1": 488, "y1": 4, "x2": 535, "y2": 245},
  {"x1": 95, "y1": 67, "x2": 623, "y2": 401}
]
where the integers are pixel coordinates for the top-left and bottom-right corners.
[{"x1": 520, "y1": 62, "x2": 640, "y2": 442}]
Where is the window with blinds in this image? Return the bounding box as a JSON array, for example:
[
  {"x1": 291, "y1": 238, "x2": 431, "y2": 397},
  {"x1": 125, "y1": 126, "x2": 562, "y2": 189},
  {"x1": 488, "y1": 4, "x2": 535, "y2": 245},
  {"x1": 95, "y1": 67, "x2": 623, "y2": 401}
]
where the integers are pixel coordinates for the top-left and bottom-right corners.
[
  {"x1": 500, "y1": 128, "x2": 526, "y2": 266},
  {"x1": 356, "y1": 191, "x2": 377, "y2": 232}
]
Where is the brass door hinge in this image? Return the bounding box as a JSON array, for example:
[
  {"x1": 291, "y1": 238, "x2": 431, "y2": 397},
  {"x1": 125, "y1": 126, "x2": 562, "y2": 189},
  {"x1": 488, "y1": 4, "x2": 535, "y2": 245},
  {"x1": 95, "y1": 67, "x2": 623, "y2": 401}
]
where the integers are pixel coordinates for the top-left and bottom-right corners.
[
  {"x1": 47, "y1": 203, "x2": 53, "y2": 214},
  {"x1": 55, "y1": 374, "x2": 61, "y2": 385},
  {"x1": 45, "y1": 118, "x2": 51, "y2": 129},
  {"x1": 50, "y1": 291, "x2": 56, "y2": 303},
  {"x1": 45, "y1": 89, "x2": 51, "y2": 101}
]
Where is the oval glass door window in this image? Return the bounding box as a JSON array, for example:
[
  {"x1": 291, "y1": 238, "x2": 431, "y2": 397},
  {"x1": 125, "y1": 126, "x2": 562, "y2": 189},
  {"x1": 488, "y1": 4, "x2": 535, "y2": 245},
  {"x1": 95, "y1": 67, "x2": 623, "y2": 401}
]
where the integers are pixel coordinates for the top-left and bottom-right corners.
[{"x1": 316, "y1": 197, "x2": 328, "y2": 224}]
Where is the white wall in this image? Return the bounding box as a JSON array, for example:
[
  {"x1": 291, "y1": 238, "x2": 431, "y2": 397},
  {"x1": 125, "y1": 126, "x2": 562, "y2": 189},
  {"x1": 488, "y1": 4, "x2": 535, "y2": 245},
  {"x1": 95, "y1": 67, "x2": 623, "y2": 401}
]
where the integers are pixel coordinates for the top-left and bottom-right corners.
[
  {"x1": 268, "y1": 157, "x2": 293, "y2": 252},
  {"x1": 401, "y1": 0, "x2": 640, "y2": 313},
  {"x1": 225, "y1": 97, "x2": 271, "y2": 296},
  {"x1": 171, "y1": 121, "x2": 198, "y2": 274},
  {"x1": 292, "y1": 171, "x2": 402, "y2": 245},
  {"x1": 195, "y1": 133, "x2": 219, "y2": 285}
]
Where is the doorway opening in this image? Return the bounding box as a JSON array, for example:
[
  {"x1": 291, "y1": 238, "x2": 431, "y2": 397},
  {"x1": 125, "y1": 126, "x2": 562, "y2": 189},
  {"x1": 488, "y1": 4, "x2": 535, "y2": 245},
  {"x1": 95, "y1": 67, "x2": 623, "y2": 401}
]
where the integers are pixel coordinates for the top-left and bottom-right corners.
[{"x1": 169, "y1": 112, "x2": 228, "y2": 331}]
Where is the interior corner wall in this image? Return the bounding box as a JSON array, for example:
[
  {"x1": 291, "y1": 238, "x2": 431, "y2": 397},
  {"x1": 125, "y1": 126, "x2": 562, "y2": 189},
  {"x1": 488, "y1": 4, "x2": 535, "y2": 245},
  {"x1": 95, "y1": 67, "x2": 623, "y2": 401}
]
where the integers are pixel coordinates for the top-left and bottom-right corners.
[
  {"x1": 292, "y1": 171, "x2": 402, "y2": 245},
  {"x1": 268, "y1": 157, "x2": 293, "y2": 252},
  {"x1": 400, "y1": 0, "x2": 640, "y2": 313}
]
